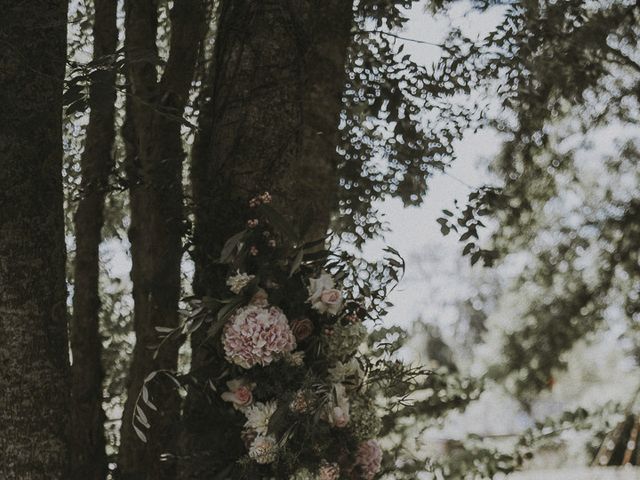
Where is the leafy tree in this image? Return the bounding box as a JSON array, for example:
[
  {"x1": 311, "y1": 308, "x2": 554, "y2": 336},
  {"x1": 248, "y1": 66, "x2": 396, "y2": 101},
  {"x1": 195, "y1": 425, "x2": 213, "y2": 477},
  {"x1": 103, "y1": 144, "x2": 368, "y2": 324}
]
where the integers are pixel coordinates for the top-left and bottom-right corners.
[
  {"x1": 430, "y1": 0, "x2": 640, "y2": 472},
  {"x1": 337, "y1": 0, "x2": 480, "y2": 243},
  {"x1": 437, "y1": 0, "x2": 640, "y2": 399}
]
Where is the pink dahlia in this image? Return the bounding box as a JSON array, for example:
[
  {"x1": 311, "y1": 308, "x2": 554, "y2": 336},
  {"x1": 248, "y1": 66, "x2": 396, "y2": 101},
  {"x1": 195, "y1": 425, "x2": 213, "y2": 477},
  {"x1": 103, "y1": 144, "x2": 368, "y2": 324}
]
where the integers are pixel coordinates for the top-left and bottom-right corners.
[
  {"x1": 355, "y1": 440, "x2": 382, "y2": 480},
  {"x1": 222, "y1": 305, "x2": 296, "y2": 368}
]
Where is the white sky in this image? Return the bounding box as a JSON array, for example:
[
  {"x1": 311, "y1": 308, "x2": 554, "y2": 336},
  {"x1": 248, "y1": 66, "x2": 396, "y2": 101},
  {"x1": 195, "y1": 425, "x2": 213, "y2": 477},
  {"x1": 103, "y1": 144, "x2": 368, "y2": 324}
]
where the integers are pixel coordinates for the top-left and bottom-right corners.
[{"x1": 362, "y1": 1, "x2": 504, "y2": 329}]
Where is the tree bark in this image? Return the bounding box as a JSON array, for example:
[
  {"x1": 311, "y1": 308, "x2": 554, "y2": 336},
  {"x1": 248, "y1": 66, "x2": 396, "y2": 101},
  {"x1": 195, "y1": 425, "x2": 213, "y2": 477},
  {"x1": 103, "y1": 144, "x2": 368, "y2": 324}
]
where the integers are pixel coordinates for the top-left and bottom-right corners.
[
  {"x1": 70, "y1": 2, "x2": 118, "y2": 479},
  {"x1": 181, "y1": 1, "x2": 354, "y2": 476},
  {"x1": 0, "y1": 1, "x2": 71, "y2": 479},
  {"x1": 118, "y1": 1, "x2": 205, "y2": 479}
]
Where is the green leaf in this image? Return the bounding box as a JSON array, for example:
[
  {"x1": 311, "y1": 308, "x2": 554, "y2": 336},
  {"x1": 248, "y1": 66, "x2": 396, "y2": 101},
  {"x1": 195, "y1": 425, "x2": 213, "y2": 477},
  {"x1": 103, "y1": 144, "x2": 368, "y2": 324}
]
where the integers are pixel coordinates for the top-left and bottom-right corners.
[
  {"x1": 208, "y1": 297, "x2": 243, "y2": 339},
  {"x1": 133, "y1": 424, "x2": 147, "y2": 443},
  {"x1": 462, "y1": 242, "x2": 475, "y2": 256},
  {"x1": 303, "y1": 235, "x2": 330, "y2": 250},
  {"x1": 213, "y1": 465, "x2": 233, "y2": 480},
  {"x1": 260, "y1": 204, "x2": 298, "y2": 241},
  {"x1": 289, "y1": 249, "x2": 304, "y2": 277},
  {"x1": 267, "y1": 403, "x2": 290, "y2": 436},
  {"x1": 219, "y1": 230, "x2": 247, "y2": 263},
  {"x1": 136, "y1": 405, "x2": 150, "y2": 428},
  {"x1": 154, "y1": 326, "x2": 174, "y2": 333}
]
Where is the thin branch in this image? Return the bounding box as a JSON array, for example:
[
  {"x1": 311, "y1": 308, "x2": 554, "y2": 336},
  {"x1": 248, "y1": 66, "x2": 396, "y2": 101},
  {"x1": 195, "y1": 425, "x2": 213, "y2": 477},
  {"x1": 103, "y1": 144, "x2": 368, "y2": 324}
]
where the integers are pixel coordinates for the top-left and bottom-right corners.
[
  {"x1": 605, "y1": 45, "x2": 640, "y2": 75},
  {"x1": 355, "y1": 28, "x2": 444, "y2": 48}
]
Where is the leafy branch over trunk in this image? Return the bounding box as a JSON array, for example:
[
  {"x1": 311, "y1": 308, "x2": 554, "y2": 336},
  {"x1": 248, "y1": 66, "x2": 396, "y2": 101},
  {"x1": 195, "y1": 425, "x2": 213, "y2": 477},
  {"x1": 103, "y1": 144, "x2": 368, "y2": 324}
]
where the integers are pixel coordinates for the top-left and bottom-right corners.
[{"x1": 181, "y1": 0, "x2": 354, "y2": 476}]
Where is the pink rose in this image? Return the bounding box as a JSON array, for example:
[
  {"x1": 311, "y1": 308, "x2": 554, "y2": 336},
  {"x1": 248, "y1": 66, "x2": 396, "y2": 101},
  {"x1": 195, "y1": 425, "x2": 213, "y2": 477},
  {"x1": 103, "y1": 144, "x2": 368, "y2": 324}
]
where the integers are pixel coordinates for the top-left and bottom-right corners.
[
  {"x1": 320, "y1": 289, "x2": 343, "y2": 315},
  {"x1": 221, "y1": 379, "x2": 255, "y2": 410},
  {"x1": 308, "y1": 273, "x2": 344, "y2": 315},
  {"x1": 291, "y1": 318, "x2": 314, "y2": 341},
  {"x1": 234, "y1": 386, "x2": 253, "y2": 406}
]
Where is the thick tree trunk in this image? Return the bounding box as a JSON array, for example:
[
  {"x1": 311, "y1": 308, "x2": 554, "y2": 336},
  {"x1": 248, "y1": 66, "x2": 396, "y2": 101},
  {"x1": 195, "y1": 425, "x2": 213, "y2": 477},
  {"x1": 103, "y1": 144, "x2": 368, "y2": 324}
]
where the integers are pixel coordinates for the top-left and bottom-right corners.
[
  {"x1": 193, "y1": 0, "x2": 353, "y2": 296},
  {"x1": 118, "y1": 1, "x2": 205, "y2": 479},
  {"x1": 0, "y1": 1, "x2": 71, "y2": 479},
  {"x1": 181, "y1": 1, "x2": 354, "y2": 477},
  {"x1": 70, "y1": 2, "x2": 118, "y2": 478}
]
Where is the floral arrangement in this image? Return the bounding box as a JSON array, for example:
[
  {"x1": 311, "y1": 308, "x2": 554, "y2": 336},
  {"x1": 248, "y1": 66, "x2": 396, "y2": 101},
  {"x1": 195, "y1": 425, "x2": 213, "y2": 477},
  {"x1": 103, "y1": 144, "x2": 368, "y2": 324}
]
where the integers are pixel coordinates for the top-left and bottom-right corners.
[{"x1": 134, "y1": 193, "x2": 420, "y2": 479}]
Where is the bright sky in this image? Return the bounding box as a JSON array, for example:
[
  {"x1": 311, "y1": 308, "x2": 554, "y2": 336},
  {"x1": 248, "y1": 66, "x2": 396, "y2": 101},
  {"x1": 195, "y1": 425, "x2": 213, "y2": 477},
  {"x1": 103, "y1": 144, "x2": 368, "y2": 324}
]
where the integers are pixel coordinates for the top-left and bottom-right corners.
[{"x1": 362, "y1": 1, "x2": 504, "y2": 329}]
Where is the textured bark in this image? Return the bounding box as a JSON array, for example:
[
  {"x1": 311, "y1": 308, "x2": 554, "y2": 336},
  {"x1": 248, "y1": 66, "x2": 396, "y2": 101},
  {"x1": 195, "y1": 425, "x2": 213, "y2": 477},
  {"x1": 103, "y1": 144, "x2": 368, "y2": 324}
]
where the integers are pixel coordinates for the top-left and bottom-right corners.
[
  {"x1": 0, "y1": 1, "x2": 71, "y2": 479},
  {"x1": 118, "y1": 1, "x2": 206, "y2": 479},
  {"x1": 181, "y1": 1, "x2": 354, "y2": 477},
  {"x1": 69, "y1": 2, "x2": 118, "y2": 479},
  {"x1": 193, "y1": 0, "x2": 354, "y2": 297}
]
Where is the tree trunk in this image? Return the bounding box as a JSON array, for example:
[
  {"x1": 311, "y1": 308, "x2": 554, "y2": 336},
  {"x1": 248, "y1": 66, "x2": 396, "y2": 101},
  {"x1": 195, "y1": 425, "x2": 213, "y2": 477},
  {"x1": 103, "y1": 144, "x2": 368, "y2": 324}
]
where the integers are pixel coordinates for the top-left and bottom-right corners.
[
  {"x1": 118, "y1": 1, "x2": 205, "y2": 479},
  {"x1": 0, "y1": 1, "x2": 71, "y2": 479},
  {"x1": 70, "y1": 2, "x2": 118, "y2": 478},
  {"x1": 181, "y1": 1, "x2": 354, "y2": 476}
]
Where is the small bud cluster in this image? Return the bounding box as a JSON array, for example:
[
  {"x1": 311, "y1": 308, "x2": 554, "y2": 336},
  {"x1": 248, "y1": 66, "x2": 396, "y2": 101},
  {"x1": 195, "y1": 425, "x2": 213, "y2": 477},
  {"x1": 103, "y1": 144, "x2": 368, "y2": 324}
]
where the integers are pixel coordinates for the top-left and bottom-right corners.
[{"x1": 249, "y1": 191, "x2": 272, "y2": 208}]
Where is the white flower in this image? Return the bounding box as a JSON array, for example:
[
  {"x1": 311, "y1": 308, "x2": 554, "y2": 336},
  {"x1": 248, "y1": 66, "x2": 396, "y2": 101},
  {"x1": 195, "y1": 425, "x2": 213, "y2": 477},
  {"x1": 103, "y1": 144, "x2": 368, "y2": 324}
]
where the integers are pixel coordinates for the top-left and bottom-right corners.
[
  {"x1": 244, "y1": 400, "x2": 277, "y2": 435},
  {"x1": 308, "y1": 272, "x2": 343, "y2": 315},
  {"x1": 285, "y1": 351, "x2": 305, "y2": 367},
  {"x1": 226, "y1": 270, "x2": 255, "y2": 294},
  {"x1": 309, "y1": 272, "x2": 335, "y2": 296},
  {"x1": 289, "y1": 468, "x2": 315, "y2": 480},
  {"x1": 328, "y1": 358, "x2": 363, "y2": 384},
  {"x1": 248, "y1": 434, "x2": 278, "y2": 464}
]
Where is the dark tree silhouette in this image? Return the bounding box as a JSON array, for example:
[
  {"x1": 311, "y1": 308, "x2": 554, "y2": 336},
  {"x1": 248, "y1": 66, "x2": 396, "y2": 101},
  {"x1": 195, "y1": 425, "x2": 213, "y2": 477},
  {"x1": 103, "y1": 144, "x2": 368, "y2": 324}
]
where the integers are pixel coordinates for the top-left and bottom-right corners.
[{"x1": 0, "y1": 1, "x2": 71, "y2": 478}]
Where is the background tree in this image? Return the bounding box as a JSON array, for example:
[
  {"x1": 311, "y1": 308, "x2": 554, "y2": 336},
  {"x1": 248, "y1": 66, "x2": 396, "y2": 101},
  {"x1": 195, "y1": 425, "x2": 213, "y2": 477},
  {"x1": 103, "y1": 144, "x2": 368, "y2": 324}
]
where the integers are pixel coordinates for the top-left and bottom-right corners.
[
  {"x1": 69, "y1": 1, "x2": 118, "y2": 478},
  {"x1": 436, "y1": 0, "x2": 640, "y2": 399},
  {"x1": 426, "y1": 0, "x2": 640, "y2": 473},
  {"x1": 0, "y1": 1, "x2": 71, "y2": 478},
  {"x1": 118, "y1": 1, "x2": 206, "y2": 478}
]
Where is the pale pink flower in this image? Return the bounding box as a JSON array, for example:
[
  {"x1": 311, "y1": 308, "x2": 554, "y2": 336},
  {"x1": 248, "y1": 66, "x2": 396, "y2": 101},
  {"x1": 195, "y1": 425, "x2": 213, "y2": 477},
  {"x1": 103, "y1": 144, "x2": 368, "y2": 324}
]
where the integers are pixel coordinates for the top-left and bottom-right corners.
[
  {"x1": 222, "y1": 305, "x2": 296, "y2": 369},
  {"x1": 355, "y1": 440, "x2": 382, "y2": 480},
  {"x1": 330, "y1": 406, "x2": 349, "y2": 428},
  {"x1": 250, "y1": 288, "x2": 269, "y2": 307},
  {"x1": 221, "y1": 378, "x2": 255, "y2": 410},
  {"x1": 324, "y1": 383, "x2": 350, "y2": 428},
  {"x1": 320, "y1": 289, "x2": 343, "y2": 313},
  {"x1": 318, "y1": 460, "x2": 340, "y2": 480}
]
